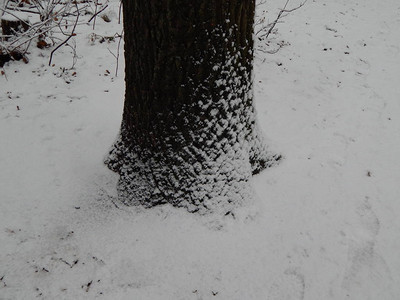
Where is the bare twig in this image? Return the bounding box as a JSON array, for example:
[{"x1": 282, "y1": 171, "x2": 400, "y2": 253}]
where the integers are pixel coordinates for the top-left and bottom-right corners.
[
  {"x1": 118, "y1": 0, "x2": 122, "y2": 24},
  {"x1": 2, "y1": 7, "x2": 41, "y2": 14},
  {"x1": 48, "y1": 1, "x2": 79, "y2": 66},
  {"x1": 92, "y1": 0, "x2": 98, "y2": 29},
  {"x1": 0, "y1": 7, "x2": 30, "y2": 28},
  {"x1": 107, "y1": 30, "x2": 123, "y2": 76},
  {"x1": 87, "y1": 3, "x2": 108, "y2": 24},
  {"x1": 255, "y1": 0, "x2": 307, "y2": 54}
]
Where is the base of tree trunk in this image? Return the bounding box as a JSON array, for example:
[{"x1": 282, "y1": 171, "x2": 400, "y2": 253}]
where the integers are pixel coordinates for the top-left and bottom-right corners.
[{"x1": 106, "y1": 120, "x2": 281, "y2": 214}]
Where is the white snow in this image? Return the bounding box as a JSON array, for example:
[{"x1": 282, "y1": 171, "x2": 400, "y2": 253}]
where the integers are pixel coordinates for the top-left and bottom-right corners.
[
  {"x1": 1, "y1": 0, "x2": 400, "y2": 299},
  {"x1": 0, "y1": 11, "x2": 29, "y2": 22}
]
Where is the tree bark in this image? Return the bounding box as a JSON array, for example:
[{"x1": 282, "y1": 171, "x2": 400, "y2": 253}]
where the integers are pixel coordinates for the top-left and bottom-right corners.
[
  {"x1": 1, "y1": 18, "x2": 29, "y2": 39},
  {"x1": 106, "y1": 0, "x2": 280, "y2": 213}
]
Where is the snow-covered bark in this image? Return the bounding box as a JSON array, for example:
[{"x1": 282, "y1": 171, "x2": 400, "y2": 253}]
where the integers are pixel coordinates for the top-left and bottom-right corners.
[{"x1": 106, "y1": 1, "x2": 280, "y2": 213}]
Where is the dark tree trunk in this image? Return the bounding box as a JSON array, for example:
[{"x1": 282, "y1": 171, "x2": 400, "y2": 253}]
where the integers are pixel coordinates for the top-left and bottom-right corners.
[
  {"x1": 1, "y1": 18, "x2": 29, "y2": 40},
  {"x1": 106, "y1": 0, "x2": 280, "y2": 213}
]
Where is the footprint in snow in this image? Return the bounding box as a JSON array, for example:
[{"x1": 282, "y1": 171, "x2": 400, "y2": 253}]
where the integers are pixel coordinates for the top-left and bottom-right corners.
[
  {"x1": 342, "y1": 198, "x2": 392, "y2": 296},
  {"x1": 268, "y1": 268, "x2": 305, "y2": 300}
]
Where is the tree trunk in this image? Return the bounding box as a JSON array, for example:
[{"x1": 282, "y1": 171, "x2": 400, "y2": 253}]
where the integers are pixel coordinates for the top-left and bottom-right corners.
[
  {"x1": 106, "y1": 0, "x2": 280, "y2": 213},
  {"x1": 1, "y1": 17, "x2": 29, "y2": 39}
]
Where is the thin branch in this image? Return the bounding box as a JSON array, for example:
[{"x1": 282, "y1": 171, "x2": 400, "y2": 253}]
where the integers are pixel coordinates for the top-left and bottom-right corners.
[
  {"x1": 118, "y1": 0, "x2": 122, "y2": 24},
  {"x1": 87, "y1": 3, "x2": 108, "y2": 24},
  {"x1": 0, "y1": 7, "x2": 31, "y2": 27},
  {"x1": 255, "y1": 0, "x2": 307, "y2": 55},
  {"x1": 48, "y1": 1, "x2": 79, "y2": 66},
  {"x1": 261, "y1": 0, "x2": 290, "y2": 40},
  {"x1": 92, "y1": 0, "x2": 98, "y2": 29},
  {"x1": 2, "y1": 7, "x2": 41, "y2": 14},
  {"x1": 106, "y1": 30, "x2": 123, "y2": 77}
]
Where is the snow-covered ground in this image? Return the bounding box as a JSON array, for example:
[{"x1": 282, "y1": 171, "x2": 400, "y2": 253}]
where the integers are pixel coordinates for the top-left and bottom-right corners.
[{"x1": 1, "y1": 0, "x2": 399, "y2": 299}]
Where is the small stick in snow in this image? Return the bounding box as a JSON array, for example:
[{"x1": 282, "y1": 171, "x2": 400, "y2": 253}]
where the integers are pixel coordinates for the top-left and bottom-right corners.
[
  {"x1": 72, "y1": 259, "x2": 79, "y2": 268},
  {"x1": 85, "y1": 280, "x2": 93, "y2": 292},
  {"x1": 0, "y1": 275, "x2": 6, "y2": 287},
  {"x1": 1, "y1": 68, "x2": 8, "y2": 80},
  {"x1": 111, "y1": 199, "x2": 120, "y2": 209}
]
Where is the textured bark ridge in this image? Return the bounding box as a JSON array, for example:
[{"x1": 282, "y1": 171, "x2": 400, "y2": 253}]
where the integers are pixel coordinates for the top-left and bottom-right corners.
[{"x1": 106, "y1": 0, "x2": 280, "y2": 213}]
